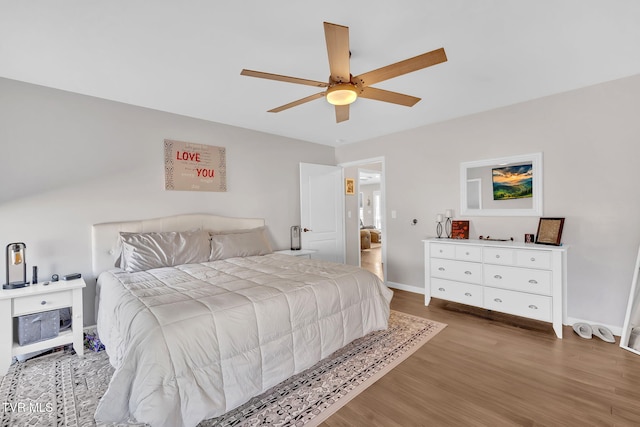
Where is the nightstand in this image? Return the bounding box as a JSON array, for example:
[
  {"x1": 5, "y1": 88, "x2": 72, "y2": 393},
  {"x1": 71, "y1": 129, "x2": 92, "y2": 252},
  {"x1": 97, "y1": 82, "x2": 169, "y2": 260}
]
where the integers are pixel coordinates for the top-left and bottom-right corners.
[
  {"x1": 274, "y1": 249, "x2": 317, "y2": 259},
  {"x1": 0, "y1": 278, "x2": 86, "y2": 375}
]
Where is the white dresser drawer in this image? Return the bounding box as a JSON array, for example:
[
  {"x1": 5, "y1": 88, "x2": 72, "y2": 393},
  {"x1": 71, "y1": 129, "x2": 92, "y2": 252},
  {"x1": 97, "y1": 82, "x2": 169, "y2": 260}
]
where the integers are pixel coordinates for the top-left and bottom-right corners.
[
  {"x1": 515, "y1": 250, "x2": 552, "y2": 269},
  {"x1": 424, "y1": 238, "x2": 567, "y2": 339},
  {"x1": 13, "y1": 290, "x2": 72, "y2": 316},
  {"x1": 483, "y1": 248, "x2": 515, "y2": 265},
  {"x1": 484, "y1": 287, "x2": 552, "y2": 322},
  {"x1": 430, "y1": 243, "x2": 455, "y2": 259},
  {"x1": 455, "y1": 245, "x2": 482, "y2": 262},
  {"x1": 430, "y1": 258, "x2": 483, "y2": 285},
  {"x1": 432, "y1": 278, "x2": 483, "y2": 307},
  {"x1": 484, "y1": 264, "x2": 552, "y2": 296}
]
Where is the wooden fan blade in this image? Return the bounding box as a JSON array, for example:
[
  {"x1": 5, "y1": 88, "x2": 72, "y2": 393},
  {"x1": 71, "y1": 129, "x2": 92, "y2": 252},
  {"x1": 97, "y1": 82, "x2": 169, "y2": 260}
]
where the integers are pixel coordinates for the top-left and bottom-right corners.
[
  {"x1": 335, "y1": 104, "x2": 349, "y2": 123},
  {"x1": 268, "y1": 92, "x2": 325, "y2": 113},
  {"x1": 241, "y1": 69, "x2": 328, "y2": 88},
  {"x1": 359, "y1": 86, "x2": 421, "y2": 107},
  {"x1": 354, "y1": 47, "x2": 447, "y2": 87},
  {"x1": 324, "y1": 22, "x2": 350, "y2": 83}
]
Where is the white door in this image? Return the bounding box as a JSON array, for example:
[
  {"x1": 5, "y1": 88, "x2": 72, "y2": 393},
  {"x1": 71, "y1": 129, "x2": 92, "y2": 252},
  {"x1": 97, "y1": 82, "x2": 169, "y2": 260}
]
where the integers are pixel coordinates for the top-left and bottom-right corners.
[{"x1": 300, "y1": 162, "x2": 345, "y2": 263}]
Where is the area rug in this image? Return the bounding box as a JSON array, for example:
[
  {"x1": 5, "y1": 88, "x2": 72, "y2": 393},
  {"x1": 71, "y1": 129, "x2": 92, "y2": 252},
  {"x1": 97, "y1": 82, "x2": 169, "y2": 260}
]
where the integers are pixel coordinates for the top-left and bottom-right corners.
[{"x1": 0, "y1": 311, "x2": 446, "y2": 427}]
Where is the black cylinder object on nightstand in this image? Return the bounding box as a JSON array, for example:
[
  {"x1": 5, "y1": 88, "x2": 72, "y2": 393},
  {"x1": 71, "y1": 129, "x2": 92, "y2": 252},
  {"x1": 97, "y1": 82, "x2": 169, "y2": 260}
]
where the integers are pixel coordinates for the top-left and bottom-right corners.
[{"x1": 290, "y1": 226, "x2": 301, "y2": 250}]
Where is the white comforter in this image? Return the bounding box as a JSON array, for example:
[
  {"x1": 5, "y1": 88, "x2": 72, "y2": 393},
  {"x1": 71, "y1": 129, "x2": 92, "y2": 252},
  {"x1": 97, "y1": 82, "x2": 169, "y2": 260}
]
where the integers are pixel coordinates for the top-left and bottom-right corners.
[{"x1": 94, "y1": 254, "x2": 393, "y2": 427}]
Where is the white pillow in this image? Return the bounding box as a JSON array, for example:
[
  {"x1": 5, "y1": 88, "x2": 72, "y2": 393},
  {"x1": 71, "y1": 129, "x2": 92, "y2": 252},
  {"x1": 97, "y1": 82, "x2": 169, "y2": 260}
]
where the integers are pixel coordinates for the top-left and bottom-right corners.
[
  {"x1": 119, "y1": 230, "x2": 211, "y2": 272},
  {"x1": 209, "y1": 226, "x2": 273, "y2": 261}
]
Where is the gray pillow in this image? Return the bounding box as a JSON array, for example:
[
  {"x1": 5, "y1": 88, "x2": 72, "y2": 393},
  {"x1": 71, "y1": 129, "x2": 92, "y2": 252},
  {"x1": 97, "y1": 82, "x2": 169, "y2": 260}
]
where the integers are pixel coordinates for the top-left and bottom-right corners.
[
  {"x1": 119, "y1": 230, "x2": 211, "y2": 272},
  {"x1": 209, "y1": 226, "x2": 273, "y2": 261}
]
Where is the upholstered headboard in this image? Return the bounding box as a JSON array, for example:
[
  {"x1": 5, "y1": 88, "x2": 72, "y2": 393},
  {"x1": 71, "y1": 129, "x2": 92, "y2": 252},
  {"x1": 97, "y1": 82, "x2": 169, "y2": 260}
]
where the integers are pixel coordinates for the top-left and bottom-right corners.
[{"x1": 91, "y1": 213, "x2": 265, "y2": 277}]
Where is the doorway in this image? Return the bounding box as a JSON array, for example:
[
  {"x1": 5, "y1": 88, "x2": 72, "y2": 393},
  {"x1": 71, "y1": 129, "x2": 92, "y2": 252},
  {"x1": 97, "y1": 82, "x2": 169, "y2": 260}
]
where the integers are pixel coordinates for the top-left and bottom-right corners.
[
  {"x1": 339, "y1": 157, "x2": 386, "y2": 282},
  {"x1": 359, "y1": 168, "x2": 383, "y2": 280}
]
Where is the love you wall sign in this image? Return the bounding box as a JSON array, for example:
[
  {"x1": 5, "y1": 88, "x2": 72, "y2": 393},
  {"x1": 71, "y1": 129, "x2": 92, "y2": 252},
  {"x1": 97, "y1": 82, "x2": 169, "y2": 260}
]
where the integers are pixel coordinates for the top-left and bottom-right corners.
[{"x1": 164, "y1": 139, "x2": 227, "y2": 192}]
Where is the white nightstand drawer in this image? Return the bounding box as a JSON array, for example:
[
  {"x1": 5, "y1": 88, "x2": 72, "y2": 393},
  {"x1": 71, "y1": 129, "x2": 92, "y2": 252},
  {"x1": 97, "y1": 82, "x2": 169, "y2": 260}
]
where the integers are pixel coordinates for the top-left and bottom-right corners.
[
  {"x1": 430, "y1": 258, "x2": 483, "y2": 284},
  {"x1": 484, "y1": 287, "x2": 552, "y2": 322},
  {"x1": 515, "y1": 250, "x2": 552, "y2": 269},
  {"x1": 455, "y1": 245, "x2": 482, "y2": 262},
  {"x1": 432, "y1": 278, "x2": 483, "y2": 307},
  {"x1": 430, "y1": 243, "x2": 455, "y2": 259},
  {"x1": 484, "y1": 264, "x2": 552, "y2": 296},
  {"x1": 483, "y1": 248, "x2": 515, "y2": 265},
  {"x1": 13, "y1": 290, "x2": 72, "y2": 316}
]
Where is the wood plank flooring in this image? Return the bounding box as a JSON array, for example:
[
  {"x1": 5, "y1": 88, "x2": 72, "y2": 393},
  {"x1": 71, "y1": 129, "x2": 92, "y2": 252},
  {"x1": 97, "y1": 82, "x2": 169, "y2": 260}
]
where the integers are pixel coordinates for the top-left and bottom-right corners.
[
  {"x1": 361, "y1": 243, "x2": 383, "y2": 280},
  {"x1": 321, "y1": 290, "x2": 640, "y2": 426}
]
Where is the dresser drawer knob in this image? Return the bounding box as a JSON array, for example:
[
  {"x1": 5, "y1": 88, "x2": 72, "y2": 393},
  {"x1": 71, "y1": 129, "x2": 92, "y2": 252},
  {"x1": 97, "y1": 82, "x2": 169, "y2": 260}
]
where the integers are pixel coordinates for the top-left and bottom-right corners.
[
  {"x1": 439, "y1": 250, "x2": 443, "y2": 253},
  {"x1": 41, "y1": 301, "x2": 47, "y2": 305},
  {"x1": 495, "y1": 255, "x2": 500, "y2": 259},
  {"x1": 528, "y1": 279, "x2": 538, "y2": 284},
  {"x1": 438, "y1": 287, "x2": 446, "y2": 292},
  {"x1": 465, "y1": 252, "x2": 470, "y2": 255},
  {"x1": 438, "y1": 267, "x2": 445, "y2": 271},
  {"x1": 465, "y1": 292, "x2": 472, "y2": 297},
  {"x1": 494, "y1": 298, "x2": 502, "y2": 303},
  {"x1": 530, "y1": 257, "x2": 536, "y2": 262},
  {"x1": 464, "y1": 271, "x2": 472, "y2": 275},
  {"x1": 528, "y1": 304, "x2": 538, "y2": 310},
  {"x1": 494, "y1": 274, "x2": 502, "y2": 280}
]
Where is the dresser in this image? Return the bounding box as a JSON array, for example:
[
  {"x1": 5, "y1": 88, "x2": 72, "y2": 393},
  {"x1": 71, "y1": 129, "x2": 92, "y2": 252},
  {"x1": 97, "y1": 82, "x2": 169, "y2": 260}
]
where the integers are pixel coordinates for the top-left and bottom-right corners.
[{"x1": 424, "y1": 239, "x2": 568, "y2": 338}]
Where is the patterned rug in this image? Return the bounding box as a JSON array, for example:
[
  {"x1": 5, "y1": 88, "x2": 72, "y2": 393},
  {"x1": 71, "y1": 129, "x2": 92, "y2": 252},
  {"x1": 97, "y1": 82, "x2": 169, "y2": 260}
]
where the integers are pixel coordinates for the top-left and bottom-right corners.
[{"x1": 0, "y1": 311, "x2": 446, "y2": 427}]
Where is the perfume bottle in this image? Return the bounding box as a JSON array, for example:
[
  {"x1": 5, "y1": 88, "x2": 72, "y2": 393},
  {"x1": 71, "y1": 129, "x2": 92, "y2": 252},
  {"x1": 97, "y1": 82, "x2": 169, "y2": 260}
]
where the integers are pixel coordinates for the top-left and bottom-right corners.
[{"x1": 290, "y1": 226, "x2": 301, "y2": 250}]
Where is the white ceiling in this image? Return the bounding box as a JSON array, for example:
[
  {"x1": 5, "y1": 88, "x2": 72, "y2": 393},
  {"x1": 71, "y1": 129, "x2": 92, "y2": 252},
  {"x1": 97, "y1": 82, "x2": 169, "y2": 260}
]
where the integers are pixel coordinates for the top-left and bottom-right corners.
[
  {"x1": 359, "y1": 171, "x2": 381, "y2": 185},
  {"x1": 2, "y1": 1, "x2": 639, "y2": 147}
]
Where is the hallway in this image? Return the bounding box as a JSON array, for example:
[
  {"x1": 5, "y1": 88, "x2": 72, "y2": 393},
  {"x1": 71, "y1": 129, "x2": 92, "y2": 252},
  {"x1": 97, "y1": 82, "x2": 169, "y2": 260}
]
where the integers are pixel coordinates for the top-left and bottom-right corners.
[{"x1": 360, "y1": 242, "x2": 383, "y2": 280}]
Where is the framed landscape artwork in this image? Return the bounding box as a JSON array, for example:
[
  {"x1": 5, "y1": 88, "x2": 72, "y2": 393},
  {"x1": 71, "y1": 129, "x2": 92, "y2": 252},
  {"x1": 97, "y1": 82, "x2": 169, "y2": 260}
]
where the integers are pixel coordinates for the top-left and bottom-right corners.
[{"x1": 492, "y1": 163, "x2": 533, "y2": 200}]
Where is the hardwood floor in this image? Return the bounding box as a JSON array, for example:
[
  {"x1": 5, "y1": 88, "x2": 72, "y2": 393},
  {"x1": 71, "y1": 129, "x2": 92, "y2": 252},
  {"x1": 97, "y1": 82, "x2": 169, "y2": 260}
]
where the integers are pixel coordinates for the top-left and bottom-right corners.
[
  {"x1": 322, "y1": 290, "x2": 640, "y2": 426},
  {"x1": 361, "y1": 243, "x2": 383, "y2": 280}
]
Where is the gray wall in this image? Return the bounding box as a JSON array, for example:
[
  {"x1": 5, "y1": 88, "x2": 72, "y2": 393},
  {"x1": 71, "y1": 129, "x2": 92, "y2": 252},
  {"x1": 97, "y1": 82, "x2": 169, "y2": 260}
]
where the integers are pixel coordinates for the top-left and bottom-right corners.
[
  {"x1": 343, "y1": 165, "x2": 360, "y2": 267},
  {"x1": 0, "y1": 77, "x2": 335, "y2": 325},
  {"x1": 336, "y1": 74, "x2": 640, "y2": 330},
  {"x1": 3, "y1": 73, "x2": 640, "y2": 331}
]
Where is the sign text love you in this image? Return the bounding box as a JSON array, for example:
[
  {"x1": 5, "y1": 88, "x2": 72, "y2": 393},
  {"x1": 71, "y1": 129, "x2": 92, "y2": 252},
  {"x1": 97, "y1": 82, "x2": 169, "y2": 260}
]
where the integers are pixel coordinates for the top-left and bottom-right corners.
[
  {"x1": 175, "y1": 150, "x2": 215, "y2": 178},
  {"x1": 164, "y1": 139, "x2": 227, "y2": 192}
]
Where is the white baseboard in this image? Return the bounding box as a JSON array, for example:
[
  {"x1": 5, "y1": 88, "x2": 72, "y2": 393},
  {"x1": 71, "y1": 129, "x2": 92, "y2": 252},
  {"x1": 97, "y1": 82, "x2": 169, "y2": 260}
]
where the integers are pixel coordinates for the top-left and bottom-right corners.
[
  {"x1": 383, "y1": 284, "x2": 624, "y2": 337},
  {"x1": 385, "y1": 281, "x2": 424, "y2": 295}
]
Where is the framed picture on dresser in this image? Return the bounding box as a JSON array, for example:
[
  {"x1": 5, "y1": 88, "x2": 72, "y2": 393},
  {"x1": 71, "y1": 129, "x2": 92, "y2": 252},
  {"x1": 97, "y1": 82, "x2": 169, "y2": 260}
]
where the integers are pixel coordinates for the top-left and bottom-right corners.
[
  {"x1": 535, "y1": 217, "x2": 565, "y2": 245},
  {"x1": 451, "y1": 220, "x2": 470, "y2": 239}
]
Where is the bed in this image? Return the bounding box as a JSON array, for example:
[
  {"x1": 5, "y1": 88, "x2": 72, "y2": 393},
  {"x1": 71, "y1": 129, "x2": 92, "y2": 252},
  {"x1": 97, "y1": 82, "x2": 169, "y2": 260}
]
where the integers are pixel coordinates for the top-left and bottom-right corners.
[{"x1": 91, "y1": 213, "x2": 393, "y2": 427}]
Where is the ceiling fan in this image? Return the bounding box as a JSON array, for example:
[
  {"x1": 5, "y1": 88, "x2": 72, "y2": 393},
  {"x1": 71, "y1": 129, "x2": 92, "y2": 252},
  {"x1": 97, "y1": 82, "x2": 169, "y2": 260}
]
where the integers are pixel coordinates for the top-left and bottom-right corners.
[{"x1": 241, "y1": 22, "x2": 447, "y2": 123}]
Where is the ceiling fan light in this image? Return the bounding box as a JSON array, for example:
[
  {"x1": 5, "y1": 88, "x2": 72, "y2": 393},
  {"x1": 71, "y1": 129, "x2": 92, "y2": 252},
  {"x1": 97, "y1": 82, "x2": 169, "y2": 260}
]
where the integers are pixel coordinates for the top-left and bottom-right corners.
[{"x1": 326, "y1": 84, "x2": 358, "y2": 106}]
